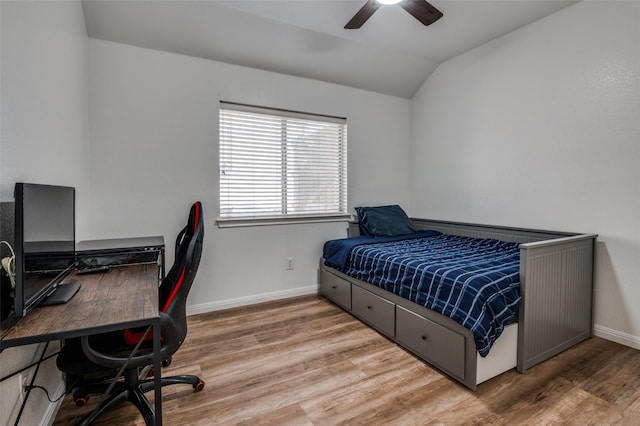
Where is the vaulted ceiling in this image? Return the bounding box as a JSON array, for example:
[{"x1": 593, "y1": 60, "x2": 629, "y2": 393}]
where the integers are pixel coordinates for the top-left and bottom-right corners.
[{"x1": 82, "y1": 0, "x2": 577, "y2": 98}]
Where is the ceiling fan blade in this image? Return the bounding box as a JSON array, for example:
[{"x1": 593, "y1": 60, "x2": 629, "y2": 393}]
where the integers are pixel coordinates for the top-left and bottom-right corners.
[
  {"x1": 345, "y1": 0, "x2": 381, "y2": 29},
  {"x1": 398, "y1": 0, "x2": 443, "y2": 26}
]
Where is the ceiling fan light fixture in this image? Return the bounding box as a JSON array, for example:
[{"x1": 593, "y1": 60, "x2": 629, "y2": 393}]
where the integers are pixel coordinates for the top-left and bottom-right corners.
[{"x1": 345, "y1": 0, "x2": 442, "y2": 30}]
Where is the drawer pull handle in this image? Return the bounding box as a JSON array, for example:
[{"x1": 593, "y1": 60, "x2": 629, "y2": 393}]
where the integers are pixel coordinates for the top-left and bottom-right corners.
[
  {"x1": 421, "y1": 335, "x2": 428, "y2": 341},
  {"x1": 331, "y1": 285, "x2": 338, "y2": 289},
  {"x1": 367, "y1": 305, "x2": 372, "y2": 310}
]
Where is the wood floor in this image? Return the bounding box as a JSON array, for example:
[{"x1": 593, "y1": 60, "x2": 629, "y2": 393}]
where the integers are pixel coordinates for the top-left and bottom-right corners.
[{"x1": 54, "y1": 295, "x2": 640, "y2": 425}]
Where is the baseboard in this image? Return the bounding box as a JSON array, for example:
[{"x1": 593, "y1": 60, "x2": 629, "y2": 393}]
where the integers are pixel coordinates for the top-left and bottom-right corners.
[
  {"x1": 593, "y1": 324, "x2": 640, "y2": 350},
  {"x1": 44, "y1": 381, "x2": 66, "y2": 426},
  {"x1": 187, "y1": 284, "x2": 319, "y2": 315}
]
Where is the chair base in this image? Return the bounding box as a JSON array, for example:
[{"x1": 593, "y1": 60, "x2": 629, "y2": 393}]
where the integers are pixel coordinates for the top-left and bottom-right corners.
[{"x1": 72, "y1": 369, "x2": 204, "y2": 426}]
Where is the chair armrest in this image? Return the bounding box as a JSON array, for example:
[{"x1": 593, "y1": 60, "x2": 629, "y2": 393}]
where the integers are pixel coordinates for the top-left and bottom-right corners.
[{"x1": 80, "y1": 312, "x2": 178, "y2": 369}]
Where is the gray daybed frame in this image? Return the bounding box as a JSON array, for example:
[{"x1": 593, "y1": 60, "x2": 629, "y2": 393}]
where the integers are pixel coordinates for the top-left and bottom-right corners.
[{"x1": 318, "y1": 218, "x2": 597, "y2": 390}]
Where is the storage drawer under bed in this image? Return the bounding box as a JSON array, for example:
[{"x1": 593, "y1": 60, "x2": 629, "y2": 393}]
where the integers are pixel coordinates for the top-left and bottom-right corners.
[
  {"x1": 395, "y1": 305, "x2": 466, "y2": 380},
  {"x1": 351, "y1": 284, "x2": 395, "y2": 338},
  {"x1": 319, "y1": 269, "x2": 351, "y2": 310}
]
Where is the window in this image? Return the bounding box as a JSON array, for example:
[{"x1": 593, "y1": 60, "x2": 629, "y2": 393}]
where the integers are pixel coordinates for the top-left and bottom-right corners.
[{"x1": 219, "y1": 102, "x2": 347, "y2": 225}]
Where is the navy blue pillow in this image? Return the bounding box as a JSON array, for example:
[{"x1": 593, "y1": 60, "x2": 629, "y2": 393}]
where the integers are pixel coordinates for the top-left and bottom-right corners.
[{"x1": 355, "y1": 205, "x2": 415, "y2": 237}]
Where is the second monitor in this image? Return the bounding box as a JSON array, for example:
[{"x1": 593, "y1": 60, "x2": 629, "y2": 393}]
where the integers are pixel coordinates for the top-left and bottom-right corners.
[{"x1": 14, "y1": 182, "x2": 79, "y2": 318}]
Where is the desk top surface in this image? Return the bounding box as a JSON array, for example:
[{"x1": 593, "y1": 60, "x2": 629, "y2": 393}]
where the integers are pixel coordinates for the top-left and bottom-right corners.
[{"x1": 1, "y1": 263, "x2": 159, "y2": 348}]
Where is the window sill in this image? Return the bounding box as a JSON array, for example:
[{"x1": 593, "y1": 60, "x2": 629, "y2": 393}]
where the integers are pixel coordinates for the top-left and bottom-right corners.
[{"x1": 216, "y1": 214, "x2": 352, "y2": 228}]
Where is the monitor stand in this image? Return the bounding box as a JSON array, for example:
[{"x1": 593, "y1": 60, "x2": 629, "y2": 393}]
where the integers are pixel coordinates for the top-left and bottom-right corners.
[{"x1": 39, "y1": 282, "x2": 81, "y2": 306}]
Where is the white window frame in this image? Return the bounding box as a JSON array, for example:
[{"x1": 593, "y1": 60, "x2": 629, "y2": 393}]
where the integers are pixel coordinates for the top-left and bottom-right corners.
[{"x1": 217, "y1": 102, "x2": 348, "y2": 227}]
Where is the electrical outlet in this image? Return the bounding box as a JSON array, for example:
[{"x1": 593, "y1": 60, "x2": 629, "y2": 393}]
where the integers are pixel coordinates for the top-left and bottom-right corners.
[{"x1": 286, "y1": 257, "x2": 294, "y2": 270}]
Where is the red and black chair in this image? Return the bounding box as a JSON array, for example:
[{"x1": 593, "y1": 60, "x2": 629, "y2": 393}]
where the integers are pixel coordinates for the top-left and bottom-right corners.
[{"x1": 57, "y1": 202, "x2": 205, "y2": 426}]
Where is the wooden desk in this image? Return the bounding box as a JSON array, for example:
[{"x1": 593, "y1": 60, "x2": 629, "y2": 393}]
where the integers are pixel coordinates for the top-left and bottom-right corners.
[{"x1": 0, "y1": 264, "x2": 164, "y2": 425}]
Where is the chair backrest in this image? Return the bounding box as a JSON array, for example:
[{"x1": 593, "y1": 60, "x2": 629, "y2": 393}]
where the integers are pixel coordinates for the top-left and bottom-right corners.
[{"x1": 158, "y1": 201, "x2": 204, "y2": 346}]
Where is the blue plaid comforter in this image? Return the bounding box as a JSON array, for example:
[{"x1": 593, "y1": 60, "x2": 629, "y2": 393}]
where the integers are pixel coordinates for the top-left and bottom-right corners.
[{"x1": 323, "y1": 233, "x2": 521, "y2": 357}]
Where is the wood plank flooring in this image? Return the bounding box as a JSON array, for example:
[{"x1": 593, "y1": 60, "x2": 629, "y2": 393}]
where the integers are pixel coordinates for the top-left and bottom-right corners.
[{"x1": 54, "y1": 295, "x2": 640, "y2": 425}]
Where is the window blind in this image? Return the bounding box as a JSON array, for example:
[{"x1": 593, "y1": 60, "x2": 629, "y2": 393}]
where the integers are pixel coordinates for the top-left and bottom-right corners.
[{"x1": 219, "y1": 102, "x2": 347, "y2": 221}]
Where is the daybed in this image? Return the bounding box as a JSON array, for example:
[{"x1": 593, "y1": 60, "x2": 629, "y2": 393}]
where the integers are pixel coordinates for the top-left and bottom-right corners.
[{"x1": 319, "y1": 211, "x2": 596, "y2": 390}]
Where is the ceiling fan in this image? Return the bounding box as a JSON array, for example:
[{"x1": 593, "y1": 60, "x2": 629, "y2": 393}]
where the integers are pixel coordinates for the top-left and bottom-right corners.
[{"x1": 345, "y1": 0, "x2": 443, "y2": 29}]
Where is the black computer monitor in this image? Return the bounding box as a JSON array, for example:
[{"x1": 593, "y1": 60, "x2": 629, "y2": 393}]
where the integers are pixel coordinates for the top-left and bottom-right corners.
[{"x1": 14, "y1": 183, "x2": 79, "y2": 318}]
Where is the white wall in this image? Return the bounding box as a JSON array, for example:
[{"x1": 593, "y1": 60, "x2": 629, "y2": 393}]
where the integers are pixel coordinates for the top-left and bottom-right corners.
[
  {"x1": 1, "y1": 1, "x2": 90, "y2": 236},
  {"x1": 0, "y1": 1, "x2": 89, "y2": 424},
  {"x1": 87, "y1": 39, "x2": 412, "y2": 312},
  {"x1": 411, "y1": 1, "x2": 640, "y2": 347}
]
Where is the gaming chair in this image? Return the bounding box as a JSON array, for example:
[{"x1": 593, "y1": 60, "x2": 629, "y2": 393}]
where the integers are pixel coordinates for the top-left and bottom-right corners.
[{"x1": 56, "y1": 201, "x2": 205, "y2": 426}]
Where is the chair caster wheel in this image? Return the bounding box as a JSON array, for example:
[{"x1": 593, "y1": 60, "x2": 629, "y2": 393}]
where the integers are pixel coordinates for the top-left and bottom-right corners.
[
  {"x1": 194, "y1": 380, "x2": 205, "y2": 392},
  {"x1": 75, "y1": 396, "x2": 88, "y2": 407},
  {"x1": 162, "y1": 357, "x2": 172, "y2": 368}
]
